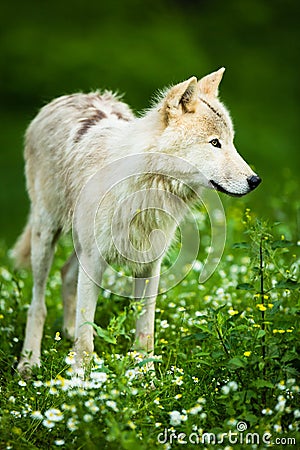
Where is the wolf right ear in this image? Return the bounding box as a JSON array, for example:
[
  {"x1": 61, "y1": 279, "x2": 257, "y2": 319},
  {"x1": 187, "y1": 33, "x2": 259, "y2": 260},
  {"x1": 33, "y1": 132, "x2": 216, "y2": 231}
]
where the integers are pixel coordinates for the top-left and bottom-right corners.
[
  {"x1": 162, "y1": 77, "x2": 198, "y2": 123},
  {"x1": 198, "y1": 67, "x2": 225, "y2": 98}
]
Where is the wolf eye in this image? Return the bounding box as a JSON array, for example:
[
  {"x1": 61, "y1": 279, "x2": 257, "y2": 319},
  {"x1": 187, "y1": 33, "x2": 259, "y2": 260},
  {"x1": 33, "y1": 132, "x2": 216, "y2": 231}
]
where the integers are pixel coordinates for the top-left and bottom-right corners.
[{"x1": 210, "y1": 138, "x2": 221, "y2": 148}]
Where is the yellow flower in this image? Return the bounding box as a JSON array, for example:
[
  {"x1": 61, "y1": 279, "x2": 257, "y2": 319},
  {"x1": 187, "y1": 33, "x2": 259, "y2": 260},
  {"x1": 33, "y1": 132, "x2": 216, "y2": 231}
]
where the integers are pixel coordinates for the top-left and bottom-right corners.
[
  {"x1": 273, "y1": 329, "x2": 285, "y2": 334},
  {"x1": 256, "y1": 304, "x2": 267, "y2": 311},
  {"x1": 228, "y1": 309, "x2": 239, "y2": 316},
  {"x1": 54, "y1": 331, "x2": 61, "y2": 341},
  {"x1": 244, "y1": 351, "x2": 251, "y2": 357},
  {"x1": 268, "y1": 303, "x2": 274, "y2": 309}
]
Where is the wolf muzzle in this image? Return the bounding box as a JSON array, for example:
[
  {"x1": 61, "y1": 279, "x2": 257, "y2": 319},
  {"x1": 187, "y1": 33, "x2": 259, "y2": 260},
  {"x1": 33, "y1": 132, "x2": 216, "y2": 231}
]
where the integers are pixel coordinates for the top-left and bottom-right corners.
[{"x1": 247, "y1": 175, "x2": 261, "y2": 191}]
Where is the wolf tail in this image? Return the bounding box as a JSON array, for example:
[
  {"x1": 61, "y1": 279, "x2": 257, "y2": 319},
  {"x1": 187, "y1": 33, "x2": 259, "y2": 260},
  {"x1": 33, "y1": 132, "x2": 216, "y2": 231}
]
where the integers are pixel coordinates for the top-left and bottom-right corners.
[{"x1": 12, "y1": 220, "x2": 32, "y2": 269}]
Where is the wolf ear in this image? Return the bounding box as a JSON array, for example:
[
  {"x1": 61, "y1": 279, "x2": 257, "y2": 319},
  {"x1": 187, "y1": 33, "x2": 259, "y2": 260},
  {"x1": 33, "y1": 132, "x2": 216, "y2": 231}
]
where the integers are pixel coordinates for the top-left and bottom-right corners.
[
  {"x1": 162, "y1": 76, "x2": 198, "y2": 123},
  {"x1": 198, "y1": 67, "x2": 225, "y2": 98}
]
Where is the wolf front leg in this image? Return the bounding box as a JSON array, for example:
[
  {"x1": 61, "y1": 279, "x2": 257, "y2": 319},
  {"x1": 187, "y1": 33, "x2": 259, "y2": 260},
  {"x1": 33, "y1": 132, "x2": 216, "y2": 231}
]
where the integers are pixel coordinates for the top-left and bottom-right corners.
[
  {"x1": 73, "y1": 263, "x2": 104, "y2": 372},
  {"x1": 134, "y1": 261, "x2": 161, "y2": 369}
]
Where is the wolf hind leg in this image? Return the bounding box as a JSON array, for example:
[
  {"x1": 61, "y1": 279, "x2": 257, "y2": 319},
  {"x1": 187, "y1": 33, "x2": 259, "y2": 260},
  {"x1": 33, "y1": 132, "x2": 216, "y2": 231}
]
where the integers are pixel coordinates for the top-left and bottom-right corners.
[
  {"x1": 61, "y1": 251, "x2": 78, "y2": 340},
  {"x1": 17, "y1": 218, "x2": 61, "y2": 375}
]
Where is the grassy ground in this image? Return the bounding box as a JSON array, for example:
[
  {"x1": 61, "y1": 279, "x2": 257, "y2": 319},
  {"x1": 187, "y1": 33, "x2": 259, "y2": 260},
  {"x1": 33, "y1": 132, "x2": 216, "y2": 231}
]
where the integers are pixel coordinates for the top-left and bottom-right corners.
[{"x1": 0, "y1": 194, "x2": 299, "y2": 449}]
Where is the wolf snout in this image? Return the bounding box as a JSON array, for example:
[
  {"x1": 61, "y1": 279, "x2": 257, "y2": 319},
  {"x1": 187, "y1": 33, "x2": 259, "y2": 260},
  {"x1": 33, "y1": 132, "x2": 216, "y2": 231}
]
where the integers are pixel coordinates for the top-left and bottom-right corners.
[{"x1": 247, "y1": 175, "x2": 261, "y2": 191}]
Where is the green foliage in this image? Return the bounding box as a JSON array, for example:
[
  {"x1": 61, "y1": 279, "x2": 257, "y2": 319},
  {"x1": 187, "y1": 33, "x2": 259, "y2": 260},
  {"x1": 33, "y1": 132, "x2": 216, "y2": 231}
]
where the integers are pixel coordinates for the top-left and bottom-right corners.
[{"x1": 0, "y1": 202, "x2": 299, "y2": 449}]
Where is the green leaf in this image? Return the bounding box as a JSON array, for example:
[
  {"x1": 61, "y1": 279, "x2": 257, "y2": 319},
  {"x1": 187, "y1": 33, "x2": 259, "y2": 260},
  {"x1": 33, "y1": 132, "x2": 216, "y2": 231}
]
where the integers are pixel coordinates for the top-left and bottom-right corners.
[
  {"x1": 233, "y1": 242, "x2": 250, "y2": 249},
  {"x1": 276, "y1": 279, "x2": 300, "y2": 290},
  {"x1": 227, "y1": 357, "x2": 246, "y2": 369},
  {"x1": 182, "y1": 332, "x2": 210, "y2": 341},
  {"x1": 271, "y1": 240, "x2": 295, "y2": 249},
  {"x1": 83, "y1": 321, "x2": 117, "y2": 344},
  {"x1": 137, "y1": 357, "x2": 162, "y2": 367},
  {"x1": 257, "y1": 329, "x2": 266, "y2": 339},
  {"x1": 236, "y1": 283, "x2": 255, "y2": 291},
  {"x1": 252, "y1": 379, "x2": 274, "y2": 389}
]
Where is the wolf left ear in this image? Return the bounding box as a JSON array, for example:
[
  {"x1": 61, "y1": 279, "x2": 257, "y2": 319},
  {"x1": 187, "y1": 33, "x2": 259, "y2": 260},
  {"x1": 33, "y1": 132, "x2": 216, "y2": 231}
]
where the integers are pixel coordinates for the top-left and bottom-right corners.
[
  {"x1": 162, "y1": 76, "x2": 198, "y2": 123},
  {"x1": 198, "y1": 67, "x2": 225, "y2": 98}
]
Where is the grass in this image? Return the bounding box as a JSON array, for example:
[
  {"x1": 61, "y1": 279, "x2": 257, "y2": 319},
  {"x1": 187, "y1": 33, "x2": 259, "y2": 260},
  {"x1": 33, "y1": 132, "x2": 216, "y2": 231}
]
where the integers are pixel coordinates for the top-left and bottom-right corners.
[{"x1": 0, "y1": 197, "x2": 299, "y2": 449}]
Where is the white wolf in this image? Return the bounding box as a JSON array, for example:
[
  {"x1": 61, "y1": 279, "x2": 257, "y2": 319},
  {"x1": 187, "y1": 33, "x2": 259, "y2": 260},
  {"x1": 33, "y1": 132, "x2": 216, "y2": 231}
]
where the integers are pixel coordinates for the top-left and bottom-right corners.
[{"x1": 13, "y1": 68, "x2": 261, "y2": 374}]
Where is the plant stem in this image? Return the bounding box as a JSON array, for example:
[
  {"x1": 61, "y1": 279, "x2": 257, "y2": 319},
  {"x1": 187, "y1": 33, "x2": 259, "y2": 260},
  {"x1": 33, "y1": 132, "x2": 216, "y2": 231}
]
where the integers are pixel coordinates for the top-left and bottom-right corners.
[{"x1": 260, "y1": 236, "x2": 266, "y2": 406}]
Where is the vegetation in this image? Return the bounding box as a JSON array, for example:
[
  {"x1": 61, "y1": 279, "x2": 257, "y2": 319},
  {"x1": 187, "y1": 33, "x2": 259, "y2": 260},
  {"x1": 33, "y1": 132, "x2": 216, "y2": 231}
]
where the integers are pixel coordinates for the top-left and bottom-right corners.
[{"x1": 0, "y1": 200, "x2": 299, "y2": 449}]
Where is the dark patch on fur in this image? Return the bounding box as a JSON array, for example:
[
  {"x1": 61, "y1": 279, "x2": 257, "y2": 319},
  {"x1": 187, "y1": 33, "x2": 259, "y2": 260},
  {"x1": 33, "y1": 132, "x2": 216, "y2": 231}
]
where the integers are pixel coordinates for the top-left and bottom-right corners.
[
  {"x1": 75, "y1": 110, "x2": 107, "y2": 143},
  {"x1": 112, "y1": 110, "x2": 130, "y2": 121},
  {"x1": 200, "y1": 98, "x2": 226, "y2": 125}
]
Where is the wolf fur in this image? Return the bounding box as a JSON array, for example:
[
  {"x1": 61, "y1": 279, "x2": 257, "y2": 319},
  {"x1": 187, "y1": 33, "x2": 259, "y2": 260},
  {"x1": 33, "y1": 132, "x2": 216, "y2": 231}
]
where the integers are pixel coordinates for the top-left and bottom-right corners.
[{"x1": 13, "y1": 68, "x2": 261, "y2": 374}]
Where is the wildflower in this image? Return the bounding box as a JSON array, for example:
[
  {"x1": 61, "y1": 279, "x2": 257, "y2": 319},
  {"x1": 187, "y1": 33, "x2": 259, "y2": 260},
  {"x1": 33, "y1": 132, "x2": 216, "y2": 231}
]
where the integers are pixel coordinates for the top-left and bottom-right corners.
[
  {"x1": 169, "y1": 410, "x2": 182, "y2": 426},
  {"x1": 227, "y1": 418, "x2": 237, "y2": 426},
  {"x1": 8, "y1": 396, "x2": 16, "y2": 403},
  {"x1": 54, "y1": 332, "x2": 61, "y2": 341},
  {"x1": 90, "y1": 371, "x2": 108, "y2": 383},
  {"x1": 172, "y1": 376, "x2": 183, "y2": 386},
  {"x1": 168, "y1": 302, "x2": 176, "y2": 308},
  {"x1": 18, "y1": 380, "x2": 27, "y2": 387},
  {"x1": 189, "y1": 404, "x2": 203, "y2": 415},
  {"x1": 33, "y1": 380, "x2": 43, "y2": 388},
  {"x1": 83, "y1": 414, "x2": 93, "y2": 422},
  {"x1": 262, "y1": 408, "x2": 273, "y2": 415},
  {"x1": 192, "y1": 376, "x2": 199, "y2": 383},
  {"x1": 154, "y1": 397, "x2": 160, "y2": 405},
  {"x1": 221, "y1": 385, "x2": 230, "y2": 395},
  {"x1": 294, "y1": 409, "x2": 300, "y2": 418},
  {"x1": 160, "y1": 320, "x2": 169, "y2": 329},
  {"x1": 228, "y1": 309, "x2": 239, "y2": 316},
  {"x1": 65, "y1": 351, "x2": 76, "y2": 365},
  {"x1": 174, "y1": 394, "x2": 182, "y2": 400},
  {"x1": 50, "y1": 386, "x2": 60, "y2": 395},
  {"x1": 45, "y1": 408, "x2": 63, "y2": 422},
  {"x1": 85, "y1": 399, "x2": 99, "y2": 413},
  {"x1": 125, "y1": 369, "x2": 137, "y2": 380},
  {"x1": 228, "y1": 381, "x2": 238, "y2": 391},
  {"x1": 273, "y1": 424, "x2": 282, "y2": 433},
  {"x1": 193, "y1": 260, "x2": 203, "y2": 272},
  {"x1": 273, "y1": 329, "x2": 285, "y2": 334},
  {"x1": 243, "y1": 351, "x2": 251, "y2": 357},
  {"x1": 277, "y1": 381, "x2": 286, "y2": 390},
  {"x1": 67, "y1": 417, "x2": 78, "y2": 431},
  {"x1": 106, "y1": 400, "x2": 119, "y2": 412},
  {"x1": 127, "y1": 420, "x2": 136, "y2": 430},
  {"x1": 31, "y1": 411, "x2": 43, "y2": 420},
  {"x1": 155, "y1": 422, "x2": 162, "y2": 428},
  {"x1": 42, "y1": 419, "x2": 55, "y2": 429},
  {"x1": 275, "y1": 395, "x2": 286, "y2": 412},
  {"x1": 54, "y1": 440, "x2": 65, "y2": 446},
  {"x1": 256, "y1": 304, "x2": 267, "y2": 312},
  {"x1": 93, "y1": 354, "x2": 104, "y2": 366}
]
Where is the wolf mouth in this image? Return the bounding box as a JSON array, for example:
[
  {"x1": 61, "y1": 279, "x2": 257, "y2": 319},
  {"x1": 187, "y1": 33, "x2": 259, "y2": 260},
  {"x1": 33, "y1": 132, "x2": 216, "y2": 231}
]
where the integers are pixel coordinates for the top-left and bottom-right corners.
[{"x1": 210, "y1": 180, "x2": 246, "y2": 198}]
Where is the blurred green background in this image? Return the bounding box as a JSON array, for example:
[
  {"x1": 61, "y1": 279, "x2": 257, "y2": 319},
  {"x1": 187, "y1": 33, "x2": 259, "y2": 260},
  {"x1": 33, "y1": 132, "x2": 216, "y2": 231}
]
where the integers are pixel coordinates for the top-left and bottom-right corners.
[{"x1": 1, "y1": 0, "x2": 299, "y2": 246}]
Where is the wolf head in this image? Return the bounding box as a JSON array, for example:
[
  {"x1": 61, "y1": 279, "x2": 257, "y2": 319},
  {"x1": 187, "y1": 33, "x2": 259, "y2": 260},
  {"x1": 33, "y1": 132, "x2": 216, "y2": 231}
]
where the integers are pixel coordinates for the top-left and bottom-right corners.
[{"x1": 157, "y1": 68, "x2": 261, "y2": 197}]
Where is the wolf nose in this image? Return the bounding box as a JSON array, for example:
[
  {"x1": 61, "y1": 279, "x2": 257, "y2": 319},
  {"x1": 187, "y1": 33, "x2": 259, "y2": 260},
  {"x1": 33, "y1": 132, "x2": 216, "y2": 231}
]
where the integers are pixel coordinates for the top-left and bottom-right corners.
[{"x1": 247, "y1": 175, "x2": 262, "y2": 190}]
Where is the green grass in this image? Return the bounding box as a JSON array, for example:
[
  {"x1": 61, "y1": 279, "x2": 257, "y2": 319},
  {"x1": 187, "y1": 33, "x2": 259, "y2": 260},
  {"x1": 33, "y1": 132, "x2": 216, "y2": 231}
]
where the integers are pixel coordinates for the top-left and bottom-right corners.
[{"x1": 0, "y1": 199, "x2": 299, "y2": 449}]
